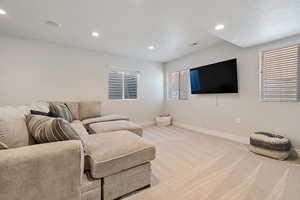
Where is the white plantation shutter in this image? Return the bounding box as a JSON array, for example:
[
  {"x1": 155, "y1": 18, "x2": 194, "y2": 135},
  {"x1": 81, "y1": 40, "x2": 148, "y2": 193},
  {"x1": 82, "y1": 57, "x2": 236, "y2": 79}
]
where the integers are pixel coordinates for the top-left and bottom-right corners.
[
  {"x1": 124, "y1": 72, "x2": 138, "y2": 99},
  {"x1": 260, "y1": 44, "x2": 300, "y2": 102},
  {"x1": 168, "y1": 72, "x2": 179, "y2": 100},
  {"x1": 179, "y1": 70, "x2": 189, "y2": 100},
  {"x1": 109, "y1": 71, "x2": 123, "y2": 100},
  {"x1": 168, "y1": 69, "x2": 189, "y2": 100},
  {"x1": 109, "y1": 68, "x2": 139, "y2": 100}
]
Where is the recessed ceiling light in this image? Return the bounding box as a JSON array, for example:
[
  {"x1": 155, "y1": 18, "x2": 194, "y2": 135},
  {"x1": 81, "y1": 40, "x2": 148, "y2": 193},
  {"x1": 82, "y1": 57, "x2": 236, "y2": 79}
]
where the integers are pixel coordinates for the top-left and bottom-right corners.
[
  {"x1": 215, "y1": 24, "x2": 225, "y2": 31},
  {"x1": 190, "y1": 41, "x2": 199, "y2": 47},
  {"x1": 148, "y1": 46, "x2": 155, "y2": 50},
  {"x1": 0, "y1": 9, "x2": 7, "y2": 15},
  {"x1": 91, "y1": 32, "x2": 100, "y2": 37},
  {"x1": 45, "y1": 20, "x2": 61, "y2": 27}
]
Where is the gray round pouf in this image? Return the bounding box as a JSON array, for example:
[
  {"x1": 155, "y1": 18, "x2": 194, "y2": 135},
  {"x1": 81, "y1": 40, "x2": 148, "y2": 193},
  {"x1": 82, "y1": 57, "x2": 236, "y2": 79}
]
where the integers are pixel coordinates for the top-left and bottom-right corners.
[{"x1": 249, "y1": 132, "x2": 291, "y2": 160}]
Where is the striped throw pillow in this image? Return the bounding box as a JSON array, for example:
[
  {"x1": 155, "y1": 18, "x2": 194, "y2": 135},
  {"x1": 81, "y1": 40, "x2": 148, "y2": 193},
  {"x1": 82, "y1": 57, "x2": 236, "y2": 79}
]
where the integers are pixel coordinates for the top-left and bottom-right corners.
[
  {"x1": 26, "y1": 115, "x2": 80, "y2": 144},
  {"x1": 49, "y1": 103, "x2": 73, "y2": 122}
]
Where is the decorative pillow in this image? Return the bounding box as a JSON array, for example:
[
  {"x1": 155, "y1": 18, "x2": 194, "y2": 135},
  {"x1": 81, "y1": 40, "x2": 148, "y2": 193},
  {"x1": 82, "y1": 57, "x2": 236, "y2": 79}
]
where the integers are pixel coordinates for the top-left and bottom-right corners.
[
  {"x1": 50, "y1": 101, "x2": 80, "y2": 120},
  {"x1": 26, "y1": 115, "x2": 80, "y2": 144},
  {"x1": 65, "y1": 102, "x2": 80, "y2": 120},
  {"x1": 30, "y1": 110, "x2": 59, "y2": 118},
  {"x1": 49, "y1": 103, "x2": 73, "y2": 122},
  {"x1": 31, "y1": 110, "x2": 49, "y2": 116}
]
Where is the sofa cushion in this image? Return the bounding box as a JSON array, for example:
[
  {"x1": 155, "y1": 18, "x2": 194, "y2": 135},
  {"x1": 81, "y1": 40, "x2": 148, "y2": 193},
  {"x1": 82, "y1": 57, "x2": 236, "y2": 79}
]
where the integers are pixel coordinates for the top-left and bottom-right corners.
[
  {"x1": 79, "y1": 101, "x2": 101, "y2": 120},
  {"x1": 0, "y1": 118, "x2": 35, "y2": 148},
  {"x1": 0, "y1": 106, "x2": 35, "y2": 148},
  {"x1": 82, "y1": 114, "x2": 130, "y2": 126},
  {"x1": 70, "y1": 120, "x2": 90, "y2": 154},
  {"x1": 0, "y1": 105, "x2": 30, "y2": 119},
  {"x1": 71, "y1": 121, "x2": 90, "y2": 140},
  {"x1": 65, "y1": 102, "x2": 80, "y2": 120},
  {"x1": 84, "y1": 131, "x2": 155, "y2": 178},
  {"x1": 49, "y1": 103, "x2": 73, "y2": 122},
  {"x1": 26, "y1": 115, "x2": 80, "y2": 144},
  {"x1": 88, "y1": 120, "x2": 143, "y2": 136}
]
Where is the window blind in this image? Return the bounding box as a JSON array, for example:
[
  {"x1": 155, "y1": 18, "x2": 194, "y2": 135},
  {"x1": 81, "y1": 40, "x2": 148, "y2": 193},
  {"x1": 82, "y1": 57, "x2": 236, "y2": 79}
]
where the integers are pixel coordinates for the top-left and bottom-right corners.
[
  {"x1": 108, "y1": 68, "x2": 139, "y2": 100},
  {"x1": 124, "y1": 72, "x2": 138, "y2": 99},
  {"x1": 179, "y1": 70, "x2": 189, "y2": 100},
  {"x1": 260, "y1": 44, "x2": 300, "y2": 102},
  {"x1": 108, "y1": 71, "x2": 123, "y2": 100},
  {"x1": 168, "y1": 71, "x2": 179, "y2": 100},
  {"x1": 168, "y1": 69, "x2": 189, "y2": 100}
]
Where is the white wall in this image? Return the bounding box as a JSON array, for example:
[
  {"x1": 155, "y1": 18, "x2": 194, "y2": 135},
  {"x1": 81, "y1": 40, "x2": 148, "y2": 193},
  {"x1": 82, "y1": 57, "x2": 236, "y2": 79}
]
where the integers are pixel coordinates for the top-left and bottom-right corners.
[
  {"x1": 1, "y1": 34, "x2": 300, "y2": 148},
  {"x1": 164, "y1": 34, "x2": 300, "y2": 148},
  {"x1": 0, "y1": 36, "x2": 164, "y2": 123}
]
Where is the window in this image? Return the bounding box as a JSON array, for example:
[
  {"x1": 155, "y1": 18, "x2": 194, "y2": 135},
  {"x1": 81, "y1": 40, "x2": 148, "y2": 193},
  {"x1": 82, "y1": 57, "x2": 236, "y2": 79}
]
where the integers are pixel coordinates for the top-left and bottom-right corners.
[
  {"x1": 168, "y1": 69, "x2": 189, "y2": 100},
  {"x1": 108, "y1": 68, "x2": 139, "y2": 100},
  {"x1": 260, "y1": 44, "x2": 300, "y2": 102}
]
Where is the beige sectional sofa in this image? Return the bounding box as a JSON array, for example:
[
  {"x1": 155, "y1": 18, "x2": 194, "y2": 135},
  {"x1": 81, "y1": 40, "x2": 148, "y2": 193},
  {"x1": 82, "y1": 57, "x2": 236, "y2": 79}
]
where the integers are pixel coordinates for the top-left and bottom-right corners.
[{"x1": 0, "y1": 101, "x2": 156, "y2": 200}]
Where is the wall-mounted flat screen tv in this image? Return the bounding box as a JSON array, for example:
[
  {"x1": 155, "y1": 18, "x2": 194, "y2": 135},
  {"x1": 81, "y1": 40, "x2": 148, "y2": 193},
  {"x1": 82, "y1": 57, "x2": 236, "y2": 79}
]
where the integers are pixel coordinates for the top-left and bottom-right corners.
[{"x1": 190, "y1": 59, "x2": 238, "y2": 94}]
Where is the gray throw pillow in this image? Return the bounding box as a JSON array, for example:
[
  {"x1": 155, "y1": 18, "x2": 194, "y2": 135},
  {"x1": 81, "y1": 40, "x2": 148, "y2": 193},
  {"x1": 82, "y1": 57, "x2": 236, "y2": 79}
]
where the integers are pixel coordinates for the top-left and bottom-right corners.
[
  {"x1": 49, "y1": 103, "x2": 73, "y2": 122},
  {"x1": 26, "y1": 115, "x2": 80, "y2": 144}
]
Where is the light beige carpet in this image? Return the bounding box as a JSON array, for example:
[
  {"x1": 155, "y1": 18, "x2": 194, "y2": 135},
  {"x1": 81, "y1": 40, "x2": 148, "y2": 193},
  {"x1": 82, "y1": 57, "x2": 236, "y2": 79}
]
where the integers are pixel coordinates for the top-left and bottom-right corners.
[{"x1": 125, "y1": 126, "x2": 300, "y2": 200}]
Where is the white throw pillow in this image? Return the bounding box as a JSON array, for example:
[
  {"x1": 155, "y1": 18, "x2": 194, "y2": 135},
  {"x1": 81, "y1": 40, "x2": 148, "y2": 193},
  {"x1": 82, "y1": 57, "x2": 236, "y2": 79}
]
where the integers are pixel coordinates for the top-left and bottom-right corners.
[
  {"x1": 30, "y1": 101, "x2": 50, "y2": 113},
  {"x1": 0, "y1": 105, "x2": 35, "y2": 148}
]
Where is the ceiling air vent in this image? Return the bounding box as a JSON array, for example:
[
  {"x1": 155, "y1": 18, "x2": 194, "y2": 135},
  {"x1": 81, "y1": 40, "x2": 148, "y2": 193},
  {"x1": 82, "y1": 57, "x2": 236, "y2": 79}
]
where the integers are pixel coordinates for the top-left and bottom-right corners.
[{"x1": 45, "y1": 20, "x2": 61, "y2": 27}]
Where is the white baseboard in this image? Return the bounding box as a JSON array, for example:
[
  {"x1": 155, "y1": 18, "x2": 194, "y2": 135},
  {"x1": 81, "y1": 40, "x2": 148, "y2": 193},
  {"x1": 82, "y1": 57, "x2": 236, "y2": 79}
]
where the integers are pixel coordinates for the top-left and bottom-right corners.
[
  {"x1": 173, "y1": 121, "x2": 249, "y2": 145},
  {"x1": 173, "y1": 122, "x2": 300, "y2": 155},
  {"x1": 137, "y1": 121, "x2": 155, "y2": 127},
  {"x1": 138, "y1": 121, "x2": 300, "y2": 155}
]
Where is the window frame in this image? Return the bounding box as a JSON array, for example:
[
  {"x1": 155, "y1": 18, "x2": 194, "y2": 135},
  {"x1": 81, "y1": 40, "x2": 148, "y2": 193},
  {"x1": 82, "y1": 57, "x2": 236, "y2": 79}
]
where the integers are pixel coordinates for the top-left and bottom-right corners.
[
  {"x1": 108, "y1": 67, "x2": 140, "y2": 101},
  {"x1": 167, "y1": 68, "x2": 190, "y2": 101},
  {"x1": 259, "y1": 43, "x2": 300, "y2": 102}
]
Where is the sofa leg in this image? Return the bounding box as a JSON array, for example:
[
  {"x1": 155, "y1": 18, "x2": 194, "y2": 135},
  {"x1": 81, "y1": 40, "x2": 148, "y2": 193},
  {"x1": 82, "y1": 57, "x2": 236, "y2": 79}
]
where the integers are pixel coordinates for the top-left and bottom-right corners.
[{"x1": 101, "y1": 178, "x2": 105, "y2": 200}]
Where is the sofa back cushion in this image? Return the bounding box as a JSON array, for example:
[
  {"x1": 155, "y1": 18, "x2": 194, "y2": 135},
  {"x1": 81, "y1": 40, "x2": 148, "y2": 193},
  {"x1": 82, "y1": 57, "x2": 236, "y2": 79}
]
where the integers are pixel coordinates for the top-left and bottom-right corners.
[
  {"x1": 49, "y1": 103, "x2": 73, "y2": 122},
  {"x1": 0, "y1": 118, "x2": 35, "y2": 148},
  {"x1": 0, "y1": 105, "x2": 36, "y2": 149},
  {"x1": 49, "y1": 101, "x2": 80, "y2": 120},
  {"x1": 26, "y1": 115, "x2": 80, "y2": 144},
  {"x1": 65, "y1": 102, "x2": 80, "y2": 120},
  {"x1": 79, "y1": 101, "x2": 101, "y2": 120}
]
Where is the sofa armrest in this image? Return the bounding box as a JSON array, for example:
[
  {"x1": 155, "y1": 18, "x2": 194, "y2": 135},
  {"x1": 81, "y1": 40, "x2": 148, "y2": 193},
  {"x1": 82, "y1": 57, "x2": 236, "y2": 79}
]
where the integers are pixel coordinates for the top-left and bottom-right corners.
[{"x1": 0, "y1": 140, "x2": 83, "y2": 200}]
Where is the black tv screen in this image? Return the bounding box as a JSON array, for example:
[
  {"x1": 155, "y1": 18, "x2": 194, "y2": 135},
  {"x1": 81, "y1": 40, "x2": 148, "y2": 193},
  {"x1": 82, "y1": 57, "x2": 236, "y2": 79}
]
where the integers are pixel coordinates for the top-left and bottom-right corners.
[{"x1": 190, "y1": 59, "x2": 238, "y2": 94}]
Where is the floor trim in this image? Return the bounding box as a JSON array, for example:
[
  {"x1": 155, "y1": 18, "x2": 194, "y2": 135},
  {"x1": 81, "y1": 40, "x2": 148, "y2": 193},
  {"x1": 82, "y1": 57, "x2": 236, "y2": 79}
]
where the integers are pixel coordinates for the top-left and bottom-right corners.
[
  {"x1": 173, "y1": 121, "x2": 300, "y2": 154},
  {"x1": 137, "y1": 121, "x2": 155, "y2": 127},
  {"x1": 173, "y1": 121, "x2": 249, "y2": 145}
]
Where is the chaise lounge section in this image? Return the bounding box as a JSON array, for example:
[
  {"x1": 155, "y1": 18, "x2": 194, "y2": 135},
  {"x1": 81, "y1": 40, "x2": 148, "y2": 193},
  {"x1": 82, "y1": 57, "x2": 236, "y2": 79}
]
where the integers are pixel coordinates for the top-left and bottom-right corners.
[{"x1": 0, "y1": 100, "x2": 156, "y2": 200}]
